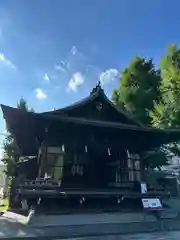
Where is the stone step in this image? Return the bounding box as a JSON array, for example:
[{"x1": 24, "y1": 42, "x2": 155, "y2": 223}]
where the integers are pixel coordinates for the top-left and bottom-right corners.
[
  {"x1": 156, "y1": 209, "x2": 178, "y2": 219},
  {"x1": 28, "y1": 212, "x2": 157, "y2": 227}
]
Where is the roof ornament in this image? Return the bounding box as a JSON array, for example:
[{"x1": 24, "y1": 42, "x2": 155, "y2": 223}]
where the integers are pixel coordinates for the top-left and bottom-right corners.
[
  {"x1": 97, "y1": 81, "x2": 101, "y2": 88},
  {"x1": 90, "y1": 81, "x2": 103, "y2": 95}
]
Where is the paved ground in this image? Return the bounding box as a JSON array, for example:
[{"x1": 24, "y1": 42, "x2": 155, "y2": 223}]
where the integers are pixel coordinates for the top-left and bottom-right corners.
[
  {"x1": 0, "y1": 213, "x2": 157, "y2": 239},
  {"x1": 0, "y1": 217, "x2": 180, "y2": 239},
  {"x1": 55, "y1": 232, "x2": 180, "y2": 240},
  {"x1": 0, "y1": 211, "x2": 179, "y2": 239},
  {"x1": 0, "y1": 212, "x2": 154, "y2": 238},
  {"x1": 29, "y1": 212, "x2": 156, "y2": 227}
]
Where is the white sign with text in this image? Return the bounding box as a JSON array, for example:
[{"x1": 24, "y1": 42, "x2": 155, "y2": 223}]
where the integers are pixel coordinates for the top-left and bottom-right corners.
[{"x1": 142, "y1": 198, "x2": 162, "y2": 211}]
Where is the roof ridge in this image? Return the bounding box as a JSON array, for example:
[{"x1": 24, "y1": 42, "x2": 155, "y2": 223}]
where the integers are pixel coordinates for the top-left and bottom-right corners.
[{"x1": 43, "y1": 90, "x2": 99, "y2": 115}]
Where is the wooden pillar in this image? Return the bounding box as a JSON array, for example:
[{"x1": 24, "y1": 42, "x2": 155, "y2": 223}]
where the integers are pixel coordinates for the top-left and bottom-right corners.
[
  {"x1": 38, "y1": 127, "x2": 48, "y2": 178},
  {"x1": 38, "y1": 142, "x2": 46, "y2": 178},
  {"x1": 140, "y1": 155, "x2": 146, "y2": 181}
]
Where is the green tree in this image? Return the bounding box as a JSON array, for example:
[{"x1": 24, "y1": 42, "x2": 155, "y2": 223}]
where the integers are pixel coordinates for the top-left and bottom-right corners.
[
  {"x1": 2, "y1": 98, "x2": 34, "y2": 177},
  {"x1": 112, "y1": 57, "x2": 161, "y2": 125},
  {"x1": 151, "y1": 44, "x2": 180, "y2": 127},
  {"x1": 142, "y1": 148, "x2": 170, "y2": 170},
  {"x1": 112, "y1": 57, "x2": 168, "y2": 169},
  {"x1": 150, "y1": 44, "x2": 180, "y2": 156}
]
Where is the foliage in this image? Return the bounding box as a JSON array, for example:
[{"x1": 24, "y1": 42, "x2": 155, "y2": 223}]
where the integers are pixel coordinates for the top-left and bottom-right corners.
[
  {"x1": 141, "y1": 148, "x2": 170, "y2": 170},
  {"x1": 2, "y1": 98, "x2": 34, "y2": 177},
  {"x1": 150, "y1": 44, "x2": 180, "y2": 158},
  {"x1": 112, "y1": 57, "x2": 162, "y2": 125},
  {"x1": 112, "y1": 56, "x2": 173, "y2": 169},
  {"x1": 151, "y1": 44, "x2": 180, "y2": 128}
]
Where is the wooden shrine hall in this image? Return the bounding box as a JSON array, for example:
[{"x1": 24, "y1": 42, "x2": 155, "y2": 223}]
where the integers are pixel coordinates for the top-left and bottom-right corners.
[{"x1": 2, "y1": 84, "x2": 180, "y2": 211}]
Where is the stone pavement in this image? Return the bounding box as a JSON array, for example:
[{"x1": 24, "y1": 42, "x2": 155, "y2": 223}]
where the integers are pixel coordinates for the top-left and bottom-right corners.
[
  {"x1": 54, "y1": 232, "x2": 180, "y2": 240},
  {"x1": 0, "y1": 212, "x2": 179, "y2": 239},
  {"x1": 0, "y1": 212, "x2": 155, "y2": 239},
  {"x1": 28, "y1": 212, "x2": 156, "y2": 227}
]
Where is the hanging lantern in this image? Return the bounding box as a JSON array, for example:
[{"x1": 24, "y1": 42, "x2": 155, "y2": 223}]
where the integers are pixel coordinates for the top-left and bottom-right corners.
[
  {"x1": 37, "y1": 197, "x2": 42, "y2": 205},
  {"x1": 85, "y1": 145, "x2": 88, "y2": 153},
  {"x1": 108, "y1": 147, "x2": 111, "y2": 156},
  {"x1": 127, "y1": 150, "x2": 130, "y2": 158},
  {"x1": 58, "y1": 180, "x2": 61, "y2": 187},
  {"x1": 80, "y1": 197, "x2": 85, "y2": 204},
  {"x1": 61, "y1": 144, "x2": 65, "y2": 152}
]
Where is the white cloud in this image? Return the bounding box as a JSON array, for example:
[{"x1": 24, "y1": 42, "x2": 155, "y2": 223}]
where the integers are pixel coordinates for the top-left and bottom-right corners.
[
  {"x1": 99, "y1": 69, "x2": 119, "y2": 85},
  {"x1": 44, "y1": 73, "x2": 50, "y2": 82},
  {"x1": 54, "y1": 64, "x2": 66, "y2": 73},
  {"x1": 0, "y1": 53, "x2": 16, "y2": 69},
  {"x1": 35, "y1": 88, "x2": 47, "y2": 99},
  {"x1": 68, "y1": 72, "x2": 84, "y2": 92},
  {"x1": 65, "y1": 45, "x2": 87, "y2": 73},
  {"x1": 70, "y1": 45, "x2": 78, "y2": 55}
]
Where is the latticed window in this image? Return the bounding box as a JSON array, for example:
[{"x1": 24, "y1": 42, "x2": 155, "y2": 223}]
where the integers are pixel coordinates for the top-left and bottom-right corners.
[
  {"x1": 114, "y1": 157, "x2": 129, "y2": 182},
  {"x1": 127, "y1": 152, "x2": 141, "y2": 181}
]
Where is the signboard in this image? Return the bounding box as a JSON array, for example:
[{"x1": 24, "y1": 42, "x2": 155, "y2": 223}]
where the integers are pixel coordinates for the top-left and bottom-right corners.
[{"x1": 142, "y1": 198, "x2": 162, "y2": 211}]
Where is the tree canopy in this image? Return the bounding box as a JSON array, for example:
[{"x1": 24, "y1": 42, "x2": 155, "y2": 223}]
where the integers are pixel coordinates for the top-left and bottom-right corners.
[
  {"x1": 151, "y1": 44, "x2": 180, "y2": 128},
  {"x1": 150, "y1": 44, "x2": 180, "y2": 157},
  {"x1": 112, "y1": 46, "x2": 180, "y2": 168},
  {"x1": 112, "y1": 57, "x2": 161, "y2": 125}
]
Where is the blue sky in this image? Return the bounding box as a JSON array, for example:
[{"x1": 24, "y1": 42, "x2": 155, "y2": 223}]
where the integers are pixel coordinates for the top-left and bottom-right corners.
[{"x1": 0, "y1": 0, "x2": 179, "y2": 157}]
